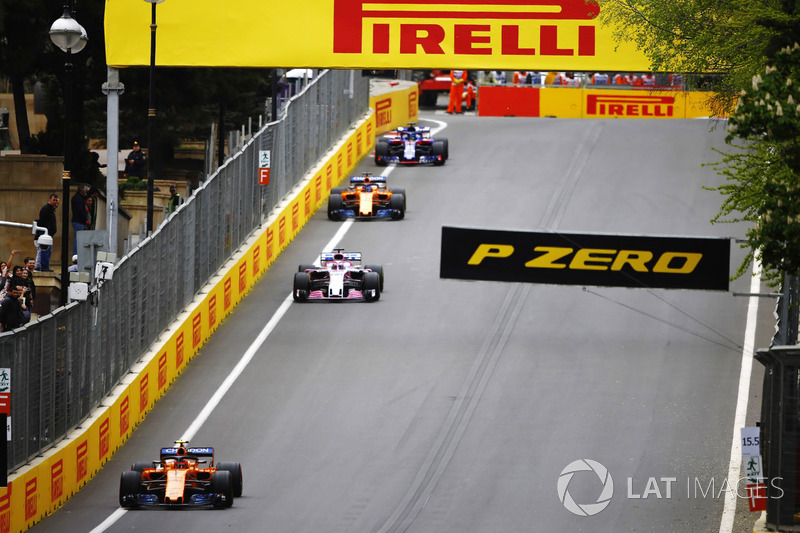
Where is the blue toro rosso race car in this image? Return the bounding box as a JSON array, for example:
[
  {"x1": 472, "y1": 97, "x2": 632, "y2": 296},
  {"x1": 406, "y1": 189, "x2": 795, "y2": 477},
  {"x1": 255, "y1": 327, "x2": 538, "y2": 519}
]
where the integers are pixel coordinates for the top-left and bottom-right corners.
[
  {"x1": 327, "y1": 173, "x2": 406, "y2": 221},
  {"x1": 374, "y1": 124, "x2": 449, "y2": 166}
]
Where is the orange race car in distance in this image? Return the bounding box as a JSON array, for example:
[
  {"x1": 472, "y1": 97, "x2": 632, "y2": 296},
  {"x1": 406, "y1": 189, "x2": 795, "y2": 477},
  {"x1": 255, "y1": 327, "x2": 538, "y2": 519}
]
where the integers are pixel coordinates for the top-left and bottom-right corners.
[
  {"x1": 119, "y1": 440, "x2": 243, "y2": 509},
  {"x1": 327, "y1": 173, "x2": 406, "y2": 221}
]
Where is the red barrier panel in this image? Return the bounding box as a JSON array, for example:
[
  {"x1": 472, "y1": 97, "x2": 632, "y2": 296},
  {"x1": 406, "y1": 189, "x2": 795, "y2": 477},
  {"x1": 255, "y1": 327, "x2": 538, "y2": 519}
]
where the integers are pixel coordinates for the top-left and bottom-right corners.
[{"x1": 478, "y1": 86, "x2": 540, "y2": 117}]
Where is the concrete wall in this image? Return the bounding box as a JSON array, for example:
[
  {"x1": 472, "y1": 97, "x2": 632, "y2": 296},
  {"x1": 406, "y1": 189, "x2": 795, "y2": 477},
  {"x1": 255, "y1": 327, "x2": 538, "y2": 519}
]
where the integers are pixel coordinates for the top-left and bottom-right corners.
[{"x1": 0, "y1": 94, "x2": 47, "y2": 150}]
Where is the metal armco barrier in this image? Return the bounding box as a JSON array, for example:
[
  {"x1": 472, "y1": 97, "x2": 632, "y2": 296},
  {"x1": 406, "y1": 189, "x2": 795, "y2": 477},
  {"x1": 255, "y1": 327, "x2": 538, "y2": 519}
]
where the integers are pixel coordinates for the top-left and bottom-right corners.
[
  {"x1": 0, "y1": 69, "x2": 369, "y2": 473},
  {"x1": 756, "y1": 346, "x2": 800, "y2": 531}
]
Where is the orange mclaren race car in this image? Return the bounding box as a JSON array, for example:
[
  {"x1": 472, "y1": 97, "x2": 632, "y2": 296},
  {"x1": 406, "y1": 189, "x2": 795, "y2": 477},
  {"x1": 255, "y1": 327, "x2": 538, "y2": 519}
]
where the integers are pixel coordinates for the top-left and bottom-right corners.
[
  {"x1": 119, "y1": 440, "x2": 243, "y2": 509},
  {"x1": 327, "y1": 173, "x2": 406, "y2": 221}
]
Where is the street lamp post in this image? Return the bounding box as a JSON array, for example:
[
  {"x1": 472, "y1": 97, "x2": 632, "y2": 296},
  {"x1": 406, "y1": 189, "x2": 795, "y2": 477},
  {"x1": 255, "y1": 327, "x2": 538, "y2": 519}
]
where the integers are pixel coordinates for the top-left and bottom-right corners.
[
  {"x1": 49, "y1": 5, "x2": 87, "y2": 306},
  {"x1": 145, "y1": 0, "x2": 166, "y2": 234}
]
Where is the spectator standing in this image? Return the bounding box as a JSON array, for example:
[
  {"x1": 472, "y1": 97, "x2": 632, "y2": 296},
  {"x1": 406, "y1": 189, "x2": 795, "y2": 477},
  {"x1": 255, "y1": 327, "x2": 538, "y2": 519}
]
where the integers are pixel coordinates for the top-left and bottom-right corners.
[
  {"x1": 545, "y1": 71, "x2": 563, "y2": 85},
  {"x1": 463, "y1": 78, "x2": 476, "y2": 111},
  {"x1": 7, "y1": 266, "x2": 30, "y2": 316},
  {"x1": 613, "y1": 73, "x2": 628, "y2": 85},
  {"x1": 71, "y1": 185, "x2": 90, "y2": 255},
  {"x1": 0, "y1": 261, "x2": 10, "y2": 297},
  {"x1": 669, "y1": 73, "x2": 684, "y2": 89},
  {"x1": 561, "y1": 72, "x2": 581, "y2": 86},
  {"x1": 628, "y1": 73, "x2": 642, "y2": 86},
  {"x1": 23, "y1": 257, "x2": 36, "y2": 302},
  {"x1": 0, "y1": 284, "x2": 26, "y2": 332},
  {"x1": 591, "y1": 72, "x2": 610, "y2": 84},
  {"x1": 641, "y1": 72, "x2": 656, "y2": 87},
  {"x1": 68, "y1": 254, "x2": 79, "y2": 273},
  {"x1": 85, "y1": 196, "x2": 94, "y2": 230},
  {"x1": 123, "y1": 141, "x2": 146, "y2": 179},
  {"x1": 447, "y1": 70, "x2": 467, "y2": 114},
  {"x1": 167, "y1": 186, "x2": 183, "y2": 214},
  {"x1": 90, "y1": 151, "x2": 107, "y2": 173},
  {"x1": 35, "y1": 194, "x2": 59, "y2": 271}
]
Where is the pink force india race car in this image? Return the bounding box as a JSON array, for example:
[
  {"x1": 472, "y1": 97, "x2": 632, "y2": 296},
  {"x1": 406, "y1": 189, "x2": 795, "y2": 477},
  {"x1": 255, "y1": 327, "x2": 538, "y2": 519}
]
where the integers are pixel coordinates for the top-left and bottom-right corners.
[
  {"x1": 119, "y1": 440, "x2": 243, "y2": 509},
  {"x1": 293, "y1": 249, "x2": 385, "y2": 302}
]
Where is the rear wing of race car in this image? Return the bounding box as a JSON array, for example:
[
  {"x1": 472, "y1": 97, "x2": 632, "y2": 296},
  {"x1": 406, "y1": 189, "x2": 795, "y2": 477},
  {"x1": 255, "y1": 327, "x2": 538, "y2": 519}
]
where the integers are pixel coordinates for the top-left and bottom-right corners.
[
  {"x1": 350, "y1": 175, "x2": 387, "y2": 186},
  {"x1": 321, "y1": 251, "x2": 362, "y2": 263},
  {"x1": 161, "y1": 446, "x2": 215, "y2": 463}
]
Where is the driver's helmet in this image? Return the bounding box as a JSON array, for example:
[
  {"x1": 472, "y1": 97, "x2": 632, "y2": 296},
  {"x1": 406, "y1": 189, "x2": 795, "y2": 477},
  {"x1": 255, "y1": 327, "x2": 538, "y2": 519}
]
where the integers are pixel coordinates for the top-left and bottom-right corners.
[
  {"x1": 163, "y1": 458, "x2": 176, "y2": 468},
  {"x1": 361, "y1": 184, "x2": 372, "y2": 192}
]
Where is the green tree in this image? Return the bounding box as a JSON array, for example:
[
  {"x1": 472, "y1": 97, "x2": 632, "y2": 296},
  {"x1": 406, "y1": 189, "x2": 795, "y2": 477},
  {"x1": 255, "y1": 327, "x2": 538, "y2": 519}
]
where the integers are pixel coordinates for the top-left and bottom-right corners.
[
  {"x1": 711, "y1": 44, "x2": 800, "y2": 279},
  {"x1": 599, "y1": 0, "x2": 800, "y2": 280}
]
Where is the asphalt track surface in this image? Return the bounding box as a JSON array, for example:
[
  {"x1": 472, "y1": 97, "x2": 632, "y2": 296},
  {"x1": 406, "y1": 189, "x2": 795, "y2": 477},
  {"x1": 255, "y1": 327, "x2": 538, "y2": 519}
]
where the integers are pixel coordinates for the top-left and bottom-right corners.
[{"x1": 32, "y1": 115, "x2": 774, "y2": 533}]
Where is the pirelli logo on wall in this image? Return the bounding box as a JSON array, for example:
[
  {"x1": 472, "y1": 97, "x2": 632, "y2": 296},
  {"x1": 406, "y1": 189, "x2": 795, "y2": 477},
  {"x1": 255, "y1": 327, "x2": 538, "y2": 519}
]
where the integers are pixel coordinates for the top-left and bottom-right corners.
[
  {"x1": 586, "y1": 93, "x2": 676, "y2": 118},
  {"x1": 440, "y1": 227, "x2": 730, "y2": 291}
]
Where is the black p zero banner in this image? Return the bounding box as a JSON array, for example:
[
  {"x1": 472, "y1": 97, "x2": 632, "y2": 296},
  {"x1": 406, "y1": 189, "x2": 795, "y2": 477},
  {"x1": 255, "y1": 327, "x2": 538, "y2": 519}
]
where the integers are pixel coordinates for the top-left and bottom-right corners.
[{"x1": 440, "y1": 227, "x2": 730, "y2": 291}]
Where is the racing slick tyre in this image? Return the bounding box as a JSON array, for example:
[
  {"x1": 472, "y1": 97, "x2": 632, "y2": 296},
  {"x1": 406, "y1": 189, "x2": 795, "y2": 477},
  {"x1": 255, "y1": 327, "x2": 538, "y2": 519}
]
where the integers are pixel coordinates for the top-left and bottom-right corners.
[
  {"x1": 365, "y1": 264, "x2": 385, "y2": 291},
  {"x1": 389, "y1": 194, "x2": 405, "y2": 220},
  {"x1": 293, "y1": 272, "x2": 310, "y2": 302},
  {"x1": 119, "y1": 470, "x2": 142, "y2": 508},
  {"x1": 432, "y1": 141, "x2": 446, "y2": 166},
  {"x1": 375, "y1": 140, "x2": 389, "y2": 166},
  {"x1": 298, "y1": 264, "x2": 315, "y2": 273},
  {"x1": 363, "y1": 272, "x2": 381, "y2": 302},
  {"x1": 440, "y1": 138, "x2": 449, "y2": 160},
  {"x1": 131, "y1": 462, "x2": 151, "y2": 473},
  {"x1": 328, "y1": 194, "x2": 343, "y2": 221},
  {"x1": 210, "y1": 470, "x2": 234, "y2": 508},
  {"x1": 389, "y1": 188, "x2": 406, "y2": 200},
  {"x1": 216, "y1": 462, "x2": 243, "y2": 497},
  {"x1": 331, "y1": 187, "x2": 345, "y2": 195}
]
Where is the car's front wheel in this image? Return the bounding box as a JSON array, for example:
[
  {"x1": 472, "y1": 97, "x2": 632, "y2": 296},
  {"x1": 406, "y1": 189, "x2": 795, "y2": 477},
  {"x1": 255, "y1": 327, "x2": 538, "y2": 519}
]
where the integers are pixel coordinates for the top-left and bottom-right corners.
[
  {"x1": 293, "y1": 272, "x2": 310, "y2": 302},
  {"x1": 363, "y1": 272, "x2": 381, "y2": 302},
  {"x1": 119, "y1": 470, "x2": 142, "y2": 508},
  {"x1": 210, "y1": 470, "x2": 234, "y2": 508}
]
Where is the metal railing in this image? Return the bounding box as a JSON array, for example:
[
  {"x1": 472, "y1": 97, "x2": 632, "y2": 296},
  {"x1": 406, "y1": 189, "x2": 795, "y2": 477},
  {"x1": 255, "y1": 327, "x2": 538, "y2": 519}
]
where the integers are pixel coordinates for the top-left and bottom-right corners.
[{"x1": 0, "y1": 69, "x2": 369, "y2": 472}]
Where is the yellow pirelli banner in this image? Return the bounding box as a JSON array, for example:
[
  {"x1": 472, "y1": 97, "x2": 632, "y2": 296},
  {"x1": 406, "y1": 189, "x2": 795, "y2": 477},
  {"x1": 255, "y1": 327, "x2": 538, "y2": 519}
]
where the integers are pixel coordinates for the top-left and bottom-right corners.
[{"x1": 104, "y1": 0, "x2": 651, "y2": 71}]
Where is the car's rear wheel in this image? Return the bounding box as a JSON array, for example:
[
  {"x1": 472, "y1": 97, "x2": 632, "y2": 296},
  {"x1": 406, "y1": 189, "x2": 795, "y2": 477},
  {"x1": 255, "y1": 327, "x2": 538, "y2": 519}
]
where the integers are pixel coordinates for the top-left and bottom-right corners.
[
  {"x1": 363, "y1": 272, "x2": 381, "y2": 302},
  {"x1": 216, "y1": 462, "x2": 243, "y2": 497},
  {"x1": 130, "y1": 462, "x2": 151, "y2": 473},
  {"x1": 328, "y1": 194, "x2": 343, "y2": 220},
  {"x1": 364, "y1": 265, "x2": 385, "y2": 291},
  {"x1": 293, "y1": 272, "x2": 310, "y2": 302},
  {"x1": 210, "y1": 470, "x2": 234, "y2": 508},
  {"x1": 298, "y1": 264, "x2": 315, "y2": 272},
  {"x1": 440, "y1": 138, "x2": 450, "y2": 160},
  {"x1": 389, "y1": 194, "x2": 405, "y2": 220},
  {"x1": 119, "y1": 470, "x2": 142, "y2": 508}
]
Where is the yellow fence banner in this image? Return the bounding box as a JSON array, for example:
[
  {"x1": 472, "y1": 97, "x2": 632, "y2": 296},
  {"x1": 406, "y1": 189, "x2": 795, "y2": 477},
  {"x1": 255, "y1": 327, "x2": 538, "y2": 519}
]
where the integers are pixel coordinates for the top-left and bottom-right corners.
[{"x1": 105, "y1": 0, "x2": 651, "y2": 71}]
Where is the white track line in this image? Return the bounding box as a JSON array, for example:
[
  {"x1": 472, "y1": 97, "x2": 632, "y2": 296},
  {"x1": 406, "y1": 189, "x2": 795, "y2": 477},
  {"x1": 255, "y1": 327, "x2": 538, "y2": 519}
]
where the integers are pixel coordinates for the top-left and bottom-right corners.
[
  {"x1": 719, "y1": 258, "x2": 762, "y2": 533},
  {"x1": 89, "y1": 118, "x2": 450, "y2": 532}
]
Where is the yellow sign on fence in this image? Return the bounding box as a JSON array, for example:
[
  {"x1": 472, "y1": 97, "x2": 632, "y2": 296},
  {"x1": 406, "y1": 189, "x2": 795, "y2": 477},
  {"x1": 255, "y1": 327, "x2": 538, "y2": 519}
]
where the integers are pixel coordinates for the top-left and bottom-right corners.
[{"x1": 104, "y1": 0, "x2": 651, "y2": 71}]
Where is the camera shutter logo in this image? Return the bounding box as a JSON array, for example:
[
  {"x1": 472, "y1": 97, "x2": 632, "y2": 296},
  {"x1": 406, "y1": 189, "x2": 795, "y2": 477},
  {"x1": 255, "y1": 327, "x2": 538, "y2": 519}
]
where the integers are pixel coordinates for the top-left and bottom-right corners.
[{"x1": 557, "y1": 459, "x2": 614, "y2": 516}]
